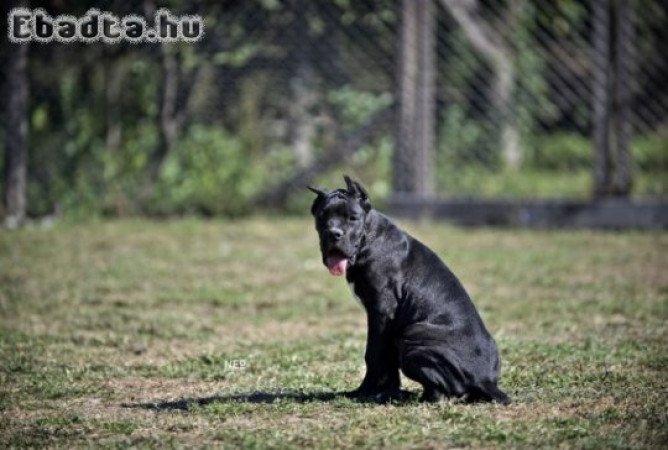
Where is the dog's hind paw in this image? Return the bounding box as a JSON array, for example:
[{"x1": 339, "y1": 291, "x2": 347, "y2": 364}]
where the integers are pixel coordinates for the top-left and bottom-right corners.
[{"x1": 419, "y1": 388, "x2": 448, "y2": 403}]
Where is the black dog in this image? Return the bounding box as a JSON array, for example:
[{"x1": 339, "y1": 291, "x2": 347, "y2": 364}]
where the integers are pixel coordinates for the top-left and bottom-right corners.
[{"x1": 308, "y1": 175, "x2": 510, "y2": 404}]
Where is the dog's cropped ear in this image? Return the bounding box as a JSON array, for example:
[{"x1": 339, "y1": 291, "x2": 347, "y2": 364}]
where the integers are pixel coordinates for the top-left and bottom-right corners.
[
  {"x1": 307, "y1": 185, "x2": 328, "y2": 215},
  {"x1": 343, "y1": 175, "x2": 371, "y2": 212},
  {"x1": 307, "y1": 186, "x2": 328, "y2": 198}
]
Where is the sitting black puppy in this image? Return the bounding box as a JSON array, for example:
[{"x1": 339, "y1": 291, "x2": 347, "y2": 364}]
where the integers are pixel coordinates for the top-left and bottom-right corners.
[{"x1": 308, "y1": 175, "x2": 510, "y2": 404}]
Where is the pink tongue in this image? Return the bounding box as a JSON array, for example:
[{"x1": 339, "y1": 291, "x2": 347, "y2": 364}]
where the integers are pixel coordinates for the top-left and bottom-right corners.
[{"x1": 326, "y1": 256, "x2": 348, "y2": 276}]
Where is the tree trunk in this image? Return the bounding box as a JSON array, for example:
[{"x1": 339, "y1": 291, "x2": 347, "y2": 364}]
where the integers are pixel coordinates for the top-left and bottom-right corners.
[
  {"x1": 289, "y1": 0, "x2": 317, "y2": 168},
  {"x1": 4, "y1": 40, "x2": 29, "y2": 228},
  {"x1": 290, "y1": 68, "x2": 317, "y2": 168},
  {"x1": 105, "y1": 56, "x2": 124, "y2": 154},
  {"x1": 141, "y1": 0, "x2": 184, "y2": 200},
  {"x1": 143, "y1": 43, "x2": 181, "y2": 188},
  {"x1": 440, "y1": 0, "x2": 521, "y2": 169},
  {"x1": 395, "y1": 0, "x2": 436, "y2": 195}
]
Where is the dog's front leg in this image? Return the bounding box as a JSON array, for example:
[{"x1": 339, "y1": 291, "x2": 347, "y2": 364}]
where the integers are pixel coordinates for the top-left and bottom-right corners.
[{"x1": 353, "y1": 310, "x2": 401, "y2": 401}]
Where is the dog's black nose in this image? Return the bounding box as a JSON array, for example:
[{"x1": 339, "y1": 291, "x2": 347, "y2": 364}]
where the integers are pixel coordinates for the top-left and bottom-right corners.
[{"x1": 328, "y1": 228, "x2": 344, "y2": 240}]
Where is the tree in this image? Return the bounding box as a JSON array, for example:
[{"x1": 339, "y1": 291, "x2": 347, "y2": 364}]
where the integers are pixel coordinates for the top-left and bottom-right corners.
[
  {"x1": 3, "y1": 37, "x2": 29, "y2": 228},
  {"x1": 440, "y1": 0, "x2": 521, "y2": 169},
  {"x1": 141, "y1": 0, "x2": 203, "y2": 202}
]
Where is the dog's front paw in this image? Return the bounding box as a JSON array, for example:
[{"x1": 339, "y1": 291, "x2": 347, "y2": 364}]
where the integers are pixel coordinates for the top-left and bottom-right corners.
[
  {"x1": 349, "y1": 387, "x2": 404, "y2": 403},
  {"x1": 374, "y1": 388, "x2": 405, "y2": 403}
]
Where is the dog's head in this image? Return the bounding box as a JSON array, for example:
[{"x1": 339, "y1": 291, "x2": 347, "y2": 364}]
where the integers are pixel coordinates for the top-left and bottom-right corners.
[{"x1": 308, "y1": 175, "x2": 371, "y2": 276}]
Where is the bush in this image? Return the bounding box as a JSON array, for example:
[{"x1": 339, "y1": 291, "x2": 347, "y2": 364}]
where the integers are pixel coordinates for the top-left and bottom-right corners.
[
  {"x1": 327, "y1": 85, "x2": 393, "y2": 131},
  {"x1": 437, "y1": 106, "x2": 499, "y2": 171},
  {"x1": 151, "y1": 126, "x2": 255, "y2": 216},
  {"x1": 633, "y1": 132, "x2": 668, "y2": 172},
  {"x1": 527, "y1": 131, "x2": 668, "y2": 174},
  {"x1": 527, "y1": 133, "x2": 592, "y2": 171}
]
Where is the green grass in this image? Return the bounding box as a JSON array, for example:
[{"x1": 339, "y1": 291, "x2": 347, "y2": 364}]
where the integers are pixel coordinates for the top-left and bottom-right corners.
[
  {"x1": 436, "y1": 168, "x2": 667, "y2": 199},
  {"x1": 1, "y1": 217, "x2": 666, "y2": 448}
]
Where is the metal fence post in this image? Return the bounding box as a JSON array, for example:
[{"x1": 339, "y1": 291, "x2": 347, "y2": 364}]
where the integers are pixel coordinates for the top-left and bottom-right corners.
[
  {"x1": 592, "y1": 0, "x2": 612, "y2": 197},
  {"x1": 395, "y1": 0, "x2": 436, "y2": 196},
  {"x1": 395, "y1": 0, "x2": 418, "y2": 194},
  {"x1": 613, "y1": 0, "x2": 634, "y2": 195}
]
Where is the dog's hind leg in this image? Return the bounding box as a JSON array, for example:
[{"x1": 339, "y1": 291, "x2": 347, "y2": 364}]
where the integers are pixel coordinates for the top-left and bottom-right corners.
[{"x1": 399, "y1": 343, "x2": 467, "y2": 403}]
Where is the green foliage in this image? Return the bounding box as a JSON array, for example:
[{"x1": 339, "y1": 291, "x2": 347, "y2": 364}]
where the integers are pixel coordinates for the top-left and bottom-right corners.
[
  {"x1": 436, "y1": 130, "x2": 667, "y2": 197},
  {"x1": 101, "y1": 124, "x2": 155, "y2": 214},
  {"x1": 436, "y1": 167, "x2": 593, "y2": 199},
  {"x1": 633, "y1": 131, "x2": 668, "y2": 172},
  {"x1": 152, "y1": 126, "x2": 255, "y2": 216},
  {"x1": 437, "y1": 25, "x2": 501, "y2": 168},
  {"x1": 513, "y1": 2, "x2": 561, "y2": 139},
  {"x1": 437, "y1": 106, "x2": 498, "y2": 170},
  {"x1": 526, "y1": 131, "x2": 668, "y2": 174},
  {"x1": 527, "y1": 133, "x2": 592, "y2": 170},
  {"x1": 327, "y1": 86, "x2": 393, "y2": 131},
  {"x1": 287, "y1": 136, "x2": 394, "y2": 215},
  {"x1": 5, "y1": 0, "x2": 666, "y2": 221}
]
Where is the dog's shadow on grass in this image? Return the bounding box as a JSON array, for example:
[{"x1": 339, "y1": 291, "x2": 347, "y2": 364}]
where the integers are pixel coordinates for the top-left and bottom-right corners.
[{"x1": 124, "y1": 390, "x2": 418, "y2": 411}]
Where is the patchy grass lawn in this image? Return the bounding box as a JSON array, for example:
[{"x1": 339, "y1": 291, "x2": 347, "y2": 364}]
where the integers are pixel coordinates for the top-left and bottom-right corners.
[{"x1": 0, "y1": 217, "x2": 666, "y2": 448}]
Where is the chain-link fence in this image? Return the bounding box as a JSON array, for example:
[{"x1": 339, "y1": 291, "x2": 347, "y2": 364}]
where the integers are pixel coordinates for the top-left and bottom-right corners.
[
  {"x1": 427, "y1": 0, "x2": 667, "y2": 200},
  {"x1": 2, "y1": 0, "x2": 666, "y2": 220}
]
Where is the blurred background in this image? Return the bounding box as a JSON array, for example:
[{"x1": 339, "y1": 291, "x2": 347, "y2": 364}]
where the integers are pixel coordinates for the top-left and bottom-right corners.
[{"x1": 1, "y1": 0, "x2": 667, "y2": 223}]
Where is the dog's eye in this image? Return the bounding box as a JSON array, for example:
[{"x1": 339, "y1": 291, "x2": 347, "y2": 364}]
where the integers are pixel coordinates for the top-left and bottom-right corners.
[{"x1": 348, "y1": 215, "x2": 359, "y2": 222}]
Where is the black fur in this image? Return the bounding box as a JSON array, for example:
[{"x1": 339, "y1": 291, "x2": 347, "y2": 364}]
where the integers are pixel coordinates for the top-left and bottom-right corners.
[{"x1": 309, "y1": 175, "x2": 510, "y2": 405}]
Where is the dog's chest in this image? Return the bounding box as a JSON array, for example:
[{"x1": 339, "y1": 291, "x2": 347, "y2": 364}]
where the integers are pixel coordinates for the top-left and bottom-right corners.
[{"x1": 347, "y1": 281, "x2": 364, "y2": 307}]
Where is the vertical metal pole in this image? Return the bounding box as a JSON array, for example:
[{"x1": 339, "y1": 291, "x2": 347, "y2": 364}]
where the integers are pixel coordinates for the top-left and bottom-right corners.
[
  {"x1": 592, "y1": 0, "x2": 612, "y2": 197},
  {"x1": 613, "y1": 0, "x2": 634, "y2": 196},
  {"x1": 395, "y1": 0, "x2": 418, "y2": 194},
  {"x1": 395, "y1": 0, "x2": 436, "y2": 196},
  {"x1": 416, "y1": 0, "x2": 436, "y2": 195}
]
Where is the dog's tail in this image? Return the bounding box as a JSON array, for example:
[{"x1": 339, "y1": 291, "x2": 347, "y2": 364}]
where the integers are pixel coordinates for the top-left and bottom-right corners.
[{"x1": 468, "y1": 381, "x2": 511, "y2": 405}]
